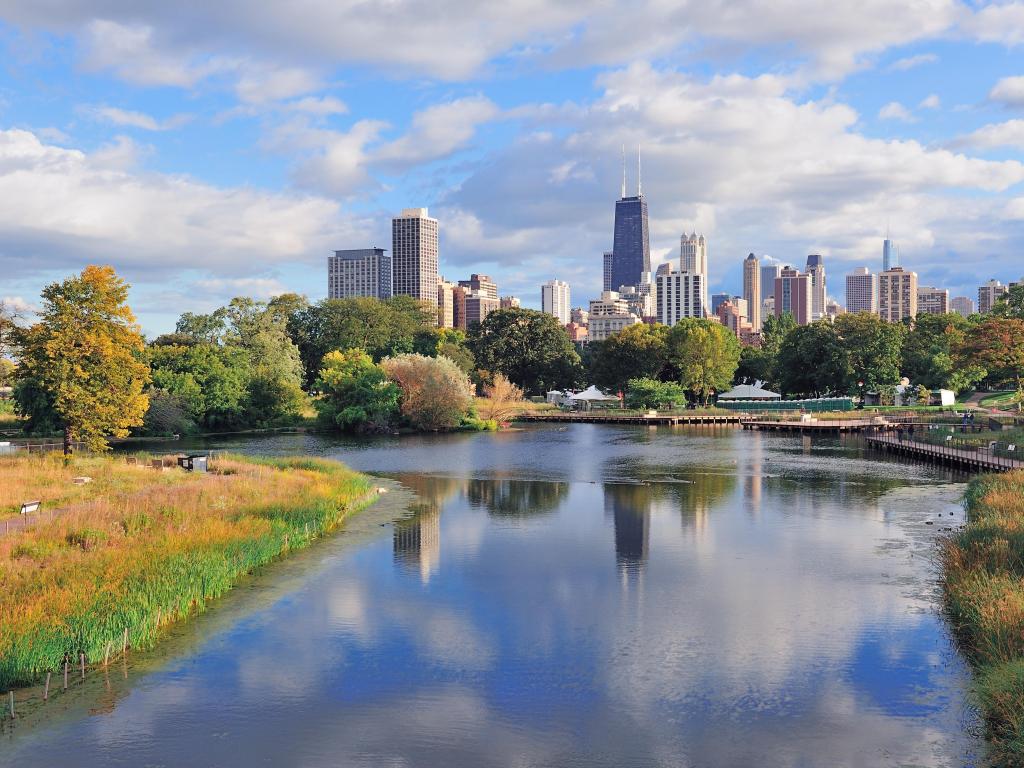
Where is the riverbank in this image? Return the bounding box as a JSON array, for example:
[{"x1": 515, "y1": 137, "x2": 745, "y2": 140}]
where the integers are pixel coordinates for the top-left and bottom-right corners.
[
  {"x1": 944, "y1": 470, "x2": 1024, "y2": 766},
  {"x1": 0, "y1": 453, "x2": 376, "y2": 690}
]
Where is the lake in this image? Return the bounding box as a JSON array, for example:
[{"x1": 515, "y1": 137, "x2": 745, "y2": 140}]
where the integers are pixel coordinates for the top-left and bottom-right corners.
[{"x1": 0, "y1": 424, "x2": 982, "y2": 767}]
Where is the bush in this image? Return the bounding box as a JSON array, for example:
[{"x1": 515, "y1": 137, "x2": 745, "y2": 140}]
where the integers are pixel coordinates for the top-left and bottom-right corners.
[
  {"x1": 625, "y1": 378, "x2": 686, "y2": 410},
  {"x1": 314, "y1": 349, "x2": 400, "y2": 432},
  {"x1": 381, "y1": 353, "x2": 474, "y2": 431}
]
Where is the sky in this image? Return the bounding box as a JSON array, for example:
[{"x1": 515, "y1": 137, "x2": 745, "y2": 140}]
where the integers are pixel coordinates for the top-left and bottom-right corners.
[{"x1": 1, "y1": 1, "x2": 1024, "y2": 334}]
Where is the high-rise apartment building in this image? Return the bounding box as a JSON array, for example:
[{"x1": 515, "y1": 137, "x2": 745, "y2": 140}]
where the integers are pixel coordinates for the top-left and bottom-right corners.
[
  {"x1": 656, "y1": 270, "x2": 707, "y2": 326},
  {"x1": 916, "y1": 286, "x2": 949, "y2": 315},
  {"x1": 951, "y1": 296, "x2": 975, "y2": 318},
  {"x1": 805, "y1": 254, "x2": 826, "y2": 321},
  {"x1": 762, "y1": 295, "x2": 775, "y2": 320},
  {"x1": 392, "y1": 208, "x2": 438, "y2": 307},
  {"x1": 761, "y1": 263, "x2": 782, "y2": 304},
  {"x1": 463, "y1": 291, "x2": 500, "y2": 328},
  {"x1": 845, "y1": 267, "x2": 877, "y2": 314},
  {"x1": 743, "y1": 253, "x2": 761, "y2": 330},
  {"x1": 541, "y1": 279, "x2": 571, "y2": 325},
  {"x1": 328, "y1": 248, "x2": 392, "y2": 300},
  {"x1": 452, "y1": 285, "x2": 467, "y2": 330},
  {"x1": 570, "y1": 307, "x2": 589, "y2": 326},
  {"x1": 437, "y1": 278, "x2": 455, "y2": 328},
  {"x1": 878, "y1": 267, "x2": 918, "y2": 323},
  {"x1": 680, "y1": 233, "x2": 708, "y2": 275},
  {"x1": 774, "y1": 266, "x2": 812, "y2": 325},
  {"x1": 825, "y1": 299, "x2": 844, "y2": 321},
  {"x1": 458, "y1": 274, "x2": 498, "y2": 300},
  {"x1": 588, "y1": 290, "x2": 641, "y2": 341},
  {"x1": 978, "y1": 279, "x2": 1008, "y2": 313},
  {"x1": 882, "y1": 238, "x2": 899, "y2": 272},
  {"x1": 603, "y1": 252, "x2": 615, "y2": 292},
  {"x1": 717, "y1": 300, "x2": 753, "y2": 340},
  {"x1": 711, "y1": 292, "x2": 732, "y2": 316}
]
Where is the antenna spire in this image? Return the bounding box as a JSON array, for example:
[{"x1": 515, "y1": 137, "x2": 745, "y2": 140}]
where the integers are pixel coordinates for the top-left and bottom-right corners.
[
  {"x1": 637, "y1": 144, "x2": 642, "y2": 197},
  {"x1": 620, "y1": 144, "x2": 626, "y2": 199}
]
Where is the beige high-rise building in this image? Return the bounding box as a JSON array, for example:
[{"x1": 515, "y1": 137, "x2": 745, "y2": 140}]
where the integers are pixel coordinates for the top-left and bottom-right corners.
[
  {"x1": 437, "y1": 279, "x2": 455, "y2": 328},
  {"x1": 392, "y1": 208, "x2": 438, "y2": 307},
  {"x1": 742, "y1": 253, "x2": 761, "y2": 330},
  {"x1": 500, "y1": 296, "x2": 520, "y2": 309},
  {"x1": 680, "y1": 233, "x2": 708, "y2": 275},
  {"x1": 805, "y1": 254, "x2": 826, "y2": 321},
  {"x1": 878, "y1": 267, "x2": 918, "y2": 323},
  {"x1": 845, "y1": 267, "x2": 877, "y2": 314},
  {"x1": 588, "y1": 290, "x2": 641, "y2": 341},
  {"x1": 951, "y1": 296, "x2": 975, "y2": 317},
  {"x1": 458, "y1": 273, "x2": 498, "y2": 300},
  {"x1": 978, "y1": 279, "x2": 1008, "y2": 313},
  {"x1": 541, "y1": 279, "x2": 571, "y2": 325},
  {"x1": 916, "y1": 286, "x2": 949, "y2": 315}
]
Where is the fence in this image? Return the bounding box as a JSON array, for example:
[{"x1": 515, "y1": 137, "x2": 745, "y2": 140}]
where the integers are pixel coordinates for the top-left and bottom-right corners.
[{"x1": 863, "y1": 427, "x2": 1023, "y2": 472}]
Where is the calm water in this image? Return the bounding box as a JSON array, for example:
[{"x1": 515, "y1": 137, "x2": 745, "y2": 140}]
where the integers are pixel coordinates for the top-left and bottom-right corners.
[{"x1": 1, "y1": 425, "x2": 981, "y2": 767}]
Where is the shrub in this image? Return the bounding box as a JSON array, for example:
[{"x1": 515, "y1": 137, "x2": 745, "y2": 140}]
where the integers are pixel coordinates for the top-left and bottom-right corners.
[
  {"x1": 314, "y1": 349, "x2": 400, "y2": 432},
  {"x1": 625, "y1": 378, "x2": 686, "y2": 410},
  {"x1": 381, "y1": 353, "x2": 473, "y2": 431}
]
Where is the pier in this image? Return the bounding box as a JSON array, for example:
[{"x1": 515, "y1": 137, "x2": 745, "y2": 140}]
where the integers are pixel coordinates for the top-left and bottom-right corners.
[
  {"x1": 864, "y1": 433, "x2": 1022, "y2": 473},
  {"x1": 518, "y1": 412, "x2": 742, "y2": 426}
]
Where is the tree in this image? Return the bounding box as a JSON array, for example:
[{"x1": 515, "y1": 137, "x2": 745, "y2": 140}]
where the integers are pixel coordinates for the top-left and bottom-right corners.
[
  {"x1": 314, "y1": 349, "x2": 400, "y2": 432},
  {"x1": 833, "y1": 312, "x2": 905, "y2": 393},
  {"x1": 174, "y1": 310, "x2": 227, "y2": 344},
  {"x1": 901, "y1": 312, "x2": 983, "y2": 393},
  {"x1": 435, "y1": 328, "x2": 476, "y2": 375},
  {"x1": 666, "y1": 319, "x2": 741, "y2": 406},
  {"x1": 479, "y1": 374, "x2": 524, "y2": 423},
  {"x1": 992, "y1": 284, "x2": 1024, "y2": 319},
  {"x1": 381, "y1": 353, "x2": 474, "y2": 430},
  {"x1": 776, "y1": 322, "x2": 848, "y2": 397},
  {"x1": 14, "y1": 266, "x2": 150, "y2": 453},
  {"x1": 733, "y1": 346, "x2": 771, "y2": 386},
  {"x1": 758, "y1": 311, "x2": 798, "y2": 389},
  {"x1": 148, "y1": 343, "x2": 251, "y2": 429},
  {"x1": 624, "y1": 378, "x2": 686, "y2": 410},
  {"x1": 588, "y1": 323, "x2": 669, "y2": 393},
  {"x1": 0, "y1": 358, "x2": 14, "y2": 388},
  {"x1": 468, "y1": 308, "x2": 583, "y2": 395},
  {"x1": 959, "y1": 318, "x2": 1024, "y2": 411}
]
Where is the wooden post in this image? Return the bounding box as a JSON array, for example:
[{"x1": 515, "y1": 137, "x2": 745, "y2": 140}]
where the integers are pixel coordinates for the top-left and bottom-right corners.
[
  {"x1": 44, "y1": 672, "x2": 50, "y2": 701},
  {"x1": 64, "y1": 661, "x2": 68, "y2": 690},
  {"x1": 123, "y1": 627, "x2": 128, "y2": 654},
  {"x1": 104, "y1": 642, "x2": 111, "y2": 666},
  {"x1": 8, "y1": 691, "x2": 13, "y2": 719},
  {"x1": 80, "y1": 652, "x2": 85, "y2": 679}
]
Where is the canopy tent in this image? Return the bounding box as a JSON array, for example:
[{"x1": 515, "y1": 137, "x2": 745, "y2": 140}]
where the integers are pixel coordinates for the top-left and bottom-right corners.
[
  {"x1": 567, "y1": 385, "x2": 620, "y2": 410},
  {"x1": 717, "y1": 383, "x2": 781, "y2": 401}
]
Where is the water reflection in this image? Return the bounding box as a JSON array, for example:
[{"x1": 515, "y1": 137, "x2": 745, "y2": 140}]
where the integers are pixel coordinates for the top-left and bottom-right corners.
[{"x1": 1, "y1": 426, "x2": 980, "y2": 768}]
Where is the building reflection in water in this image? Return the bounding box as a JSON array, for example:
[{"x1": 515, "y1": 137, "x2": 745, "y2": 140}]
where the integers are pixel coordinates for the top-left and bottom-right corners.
[
  {"x1": 604, "y1": 483, "x2": 651, "y2": 577},
  {"x1": 393, "y1": 503, "x2": 442, "y2": 584}
]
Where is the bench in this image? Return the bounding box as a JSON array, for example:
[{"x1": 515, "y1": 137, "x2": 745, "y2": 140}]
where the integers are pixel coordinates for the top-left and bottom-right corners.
[{"x1": 20, "y1": 501, "x2": 41, "y2": 515}]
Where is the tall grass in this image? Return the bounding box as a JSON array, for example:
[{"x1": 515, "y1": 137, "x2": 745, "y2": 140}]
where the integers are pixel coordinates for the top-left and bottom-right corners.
[
  {"x1": 944, "y1": 470, "x2": 1024, "y2": 766},
  {"x1": 0, "y1": 454, "x2": 375, "y2": 690}
]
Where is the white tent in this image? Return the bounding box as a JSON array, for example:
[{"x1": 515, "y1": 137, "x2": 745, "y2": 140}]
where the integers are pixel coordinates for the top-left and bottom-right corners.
[
  {"x1": 717, "y1": 383, "x2": 781, "y2": 401},
  {"x1": 567, "y1": 386, "x2": 619, "y2": 410}
]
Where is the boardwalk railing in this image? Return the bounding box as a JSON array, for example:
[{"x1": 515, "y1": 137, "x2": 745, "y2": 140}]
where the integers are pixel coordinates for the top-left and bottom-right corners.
[{"x1": 863, "y1": 430, "x2": 1023, "y2": 473}]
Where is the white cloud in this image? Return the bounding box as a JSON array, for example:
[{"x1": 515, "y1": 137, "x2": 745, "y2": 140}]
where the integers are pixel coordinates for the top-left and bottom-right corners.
[
  {"x1": 83, "y1": 105, "x2": 193, "y2": 131},
  {"x1": 888, "y1": 53, "x2": 939, "y2": 71},
  {"x1": 0, "y1": 128, "x2": 355, "y2": 284},
  {"x1": 989, "y1": 75, "x2": 1024, "y2": 108},
  {"x1": 919, "y1": 93, "x2": 941, "y2": 109},
  {"x1": 373, "y1": 96, "x2": 499, "y2": 166},
  {"x1": 284, "y1": 96, "x2": 348, "y2": 116},
  {"x1": 954, "y1": 118, "x2": 1024, "y2": 149},
  {"x1": 963, "y1": 1, "x2": 1024, "y2": 46},
  {"x1": 234, "y1": 65, "x2": 322, "y2": 104},
  {"x1": 878, "y1": 101, "x2": 915, "y2": 121}
]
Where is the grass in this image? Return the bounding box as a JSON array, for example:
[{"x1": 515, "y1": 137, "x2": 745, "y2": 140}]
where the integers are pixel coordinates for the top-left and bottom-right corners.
[
  {"x1": 944, "y1": 471, "x2": 1024, "y2": 766},
  {"x1": 982, "y1": 391, "x2": 1023, "y2": 411},
  {"x1": 0, "y1": 452, "x2": 375, "y2": 690}
]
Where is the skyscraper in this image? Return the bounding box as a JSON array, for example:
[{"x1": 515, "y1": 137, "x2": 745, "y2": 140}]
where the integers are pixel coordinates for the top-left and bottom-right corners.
[
  {"x1": 951, "y1": 296, "x2": 975, "y2": 318},
  {"x1": 603, "y1": 252, "x2": 614, "y2": 292},
  {"x1": 711, "y1": 292, "x2": 732, "y2": 316},
  {"x1": 882, "y1": 237, "x2": 900, "y2": 272},
  {"x1": 978, "y1": 279, "x2": 1008, "y2": 313},
  {"x1": 774, "y1": 266, "x2": 812, "y2": 325},
  {"x1": 656, "y1": 269, "x2": 707, "y2": 326},
  {"x1": 328, "y1": 248, "x2": 392, "y2": 300},
  {"x1": 437, "y1": 278, "x2": 455, "y2": 328},
  {"x1": 743, "y1": 253, "x2": 761, "y2": 330},
  {"x1": 878, "y1": 267, "x2": 918, "y2": 323},
  {"x1": 805, "y1": 254, "x2": 826, "y2": 321},
  {"x1": 541, "y1": 279, "x2": 571, "y2": 325},
  {"x1": 761, "y1": 263, "x2": 782, "y2": 304},
  {"x1": 392, "y1": 208, "x2": 439, "y2": 307},
  {"x1": 916, "y1": 286, "x2": 949, "y2": 315},
  {"x1": 609, "y1": 149, "x2": 650, "y2": 291},
  {"x1": 845, "y1": 267, "x2": 878, "y2": 314},
  {"x1": 458, "y1": 274, "x2": 498, "y2": 299},
  {"x1": 680, "y1": 233, "x2": 708, "y2": 275}
]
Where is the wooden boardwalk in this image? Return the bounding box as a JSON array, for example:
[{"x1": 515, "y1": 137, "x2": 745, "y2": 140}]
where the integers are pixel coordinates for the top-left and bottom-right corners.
[
  {"x1": 864, "y1": 433, "x2": 1023, "y2": 473},
  {"x1": 518, "y1": 412, "x2": 742, "y2": 426},
  {"x1": 742, "y1": 418, "x2": 880, "y2": 433}
]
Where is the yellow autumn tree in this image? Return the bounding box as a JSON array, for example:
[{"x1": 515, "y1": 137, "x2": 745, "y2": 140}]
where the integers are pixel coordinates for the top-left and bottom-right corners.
[{"x1": 15, "y1": 265, "x2": 150, "y2": 453}]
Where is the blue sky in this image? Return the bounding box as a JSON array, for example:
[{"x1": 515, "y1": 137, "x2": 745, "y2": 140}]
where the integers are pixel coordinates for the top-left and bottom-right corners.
[{"x1": 1, "y1": 1, "x2": 1024, "y2": 334}]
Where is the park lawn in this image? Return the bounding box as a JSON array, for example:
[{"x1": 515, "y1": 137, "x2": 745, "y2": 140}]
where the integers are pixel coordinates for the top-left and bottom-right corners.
[
  {"x1": 944, "y1": 471, "x2": 1024, "y2": 766},
  {"x1": 0, "y1": 453, "x2": 375, "y2": 689},
  {"x1": 981, "y1": 391, "x2": 1021, "y2": 410}
]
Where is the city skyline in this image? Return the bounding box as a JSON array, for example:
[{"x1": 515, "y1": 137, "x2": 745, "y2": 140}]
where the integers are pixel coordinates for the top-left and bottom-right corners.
[{"x1": 2, "y1": 4, "x2": 1024, "y2": 334}]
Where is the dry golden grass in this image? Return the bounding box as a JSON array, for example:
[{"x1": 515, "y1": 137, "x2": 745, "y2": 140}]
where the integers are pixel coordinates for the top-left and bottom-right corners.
[{"x1": 0, "y1": 453, "x2": 374, "y2": 689}]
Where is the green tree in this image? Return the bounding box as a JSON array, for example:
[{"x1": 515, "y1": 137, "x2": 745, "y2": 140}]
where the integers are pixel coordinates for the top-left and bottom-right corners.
[
  {"x1": 0, "y1": 358, "x2": 14, "y2": 388},
  {"x1": 148, "y1": 343, "x2": 251, "y2": 429},
  {"x1": 314, "y1": 349, "x2": 400, "y2": 432},
  {"x1": 992, "y1": 284, "x2": 1024, "y2": 319},
  {"x1": 959, "y1": 318, "x2": 1024, "y2": 410},
  {"x1": 901, "y1": 312, "x2": 983, "y2": 393},
  {"x1": 174, "y1": 309, "x2": 227, "y2": 344},
  {"x1": 624, "y1": 377, "x2": 686, "y2": 409},
  {"x1": 588, "y1": 323, "x2": 669, "y2": 393},
  {"x1": 14, "y1": 265, "x2": 150, "y2": 453},
  {"x1": 833, "y1": 312, "x2": 905, "y2": 393},
  {"x1": 776, "y1": 322, "x2": 847, "y2": 397},
  {"x1": 666, "y1": 319, "x2": 741, "y2": 406},
  {"x1": 733, "y1": 346, "x2": 772, "y2": 386},
  {"x1": 435, "y1": 328, "x2": 476, "y2": 375},
  {"x1": 468, "y1": 308, "x2": 583, "y2": 395},
  {"x1": 381, "y1": 353, "x2": 474, "y2": 430},
  {"x1": 758, "y1": 311, "x2": 797, "y2": 389}
]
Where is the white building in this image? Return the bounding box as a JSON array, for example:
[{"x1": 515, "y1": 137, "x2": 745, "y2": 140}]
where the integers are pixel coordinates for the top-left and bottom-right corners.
[
  {"x1": 680, "y1": 232, "x2": 708, "y2": 275},
  {"x1": 845, "y1": 267, "x2": 877, "y2": 314},
  {"x1": 392, "y1": 208, "x2": 439, "y2": 306},
  {"x1": 437, "y1": 278, "x2": 455, "y2": 328},
  {"x1": 951, "y1": 296, "x2": 975, "y2": 318},
  {"x1": 978, "y1": 279, "x2": 1008, "y2": 314},
  {"x1": 656, "y1": 270, "x2": 707, "y2": 326},
  {"x1": 805, "y1": 254, "x2": 826, "y2": 321},
  {"x1": 541, "y1": 279, "x2": 571, "y2": 325},
  {"x1": 743, "y1": 253, "x2": 761, "y2": 330},
  {"x1": 588, "y1": 290, "x2": 641, "y2": 341},
  {"x1": 328, "y1": 248, "x2": 392, "y2": 300}
]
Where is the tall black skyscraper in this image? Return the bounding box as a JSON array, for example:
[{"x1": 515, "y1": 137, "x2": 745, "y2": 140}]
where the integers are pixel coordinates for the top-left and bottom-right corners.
[{"x1": 609, "y1": 148, "x2": 650, "y2": 291}]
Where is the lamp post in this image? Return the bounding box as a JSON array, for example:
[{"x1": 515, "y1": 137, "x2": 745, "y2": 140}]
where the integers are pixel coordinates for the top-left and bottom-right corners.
[{"x1": 857, "y1": 380, "x2": 864, "y2": 410}]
